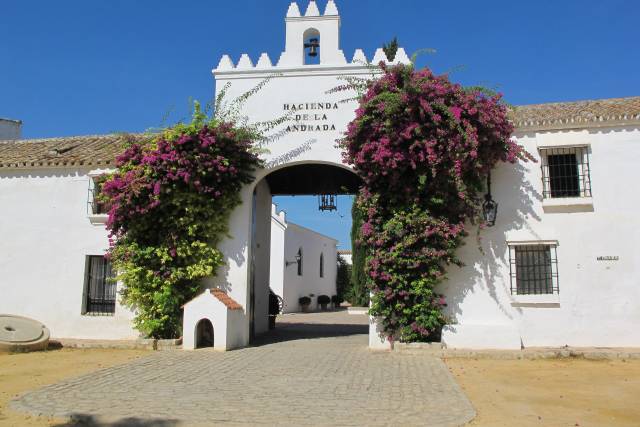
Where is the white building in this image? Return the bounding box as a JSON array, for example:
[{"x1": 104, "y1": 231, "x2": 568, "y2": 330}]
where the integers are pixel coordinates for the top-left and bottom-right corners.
[
  {"x1": 270, "y1": 204, "x2": 338, "y2": 313},
  {"x1": 337, "y1": 250, "x2": 352, "y2": 265},
  {"x1": 1, "y1": 1, "x2": 639, "y2": 350}
]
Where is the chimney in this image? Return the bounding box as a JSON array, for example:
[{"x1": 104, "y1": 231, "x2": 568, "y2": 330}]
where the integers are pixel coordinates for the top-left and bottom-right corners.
[{"x1": 0, "y1": 118, "x2": 22, "y2": 140}]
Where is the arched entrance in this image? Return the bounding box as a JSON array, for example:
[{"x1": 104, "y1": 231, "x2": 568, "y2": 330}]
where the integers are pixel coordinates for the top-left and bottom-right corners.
[
  {"x1": 195, "y1": 318, "x2": 214, "y2": 348},
  {"x1": 248, "y1": 161, "x2": 363, "y2": 342}
]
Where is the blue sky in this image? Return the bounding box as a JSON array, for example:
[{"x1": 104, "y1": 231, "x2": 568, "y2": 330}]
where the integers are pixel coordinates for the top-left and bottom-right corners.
[{"x1": 2, "y1": 0, "x2": 638, "y2": 248}]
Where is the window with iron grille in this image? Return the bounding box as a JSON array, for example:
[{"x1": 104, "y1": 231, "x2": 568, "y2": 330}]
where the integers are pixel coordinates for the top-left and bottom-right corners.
[
  {"x1": 509, "y1": 244, "x2": 559, "y2": 295},
  {"x1": 540, "y1": 146, "x2": 591, "y2": 198},
  {"x1": 83, "y1": 255, "x2": 116, "y2": 314},
  {"x1": 319, "y1": 253, "x2": 324, "y2": 278},
  {"x1": 87, "y1": 176, "x2": 111, "y2": 215}
]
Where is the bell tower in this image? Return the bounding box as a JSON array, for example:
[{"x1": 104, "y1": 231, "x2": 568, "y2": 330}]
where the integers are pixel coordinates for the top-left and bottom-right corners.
[{"x1": 278, "y1": 0, "x2": 347, "y2": 66}]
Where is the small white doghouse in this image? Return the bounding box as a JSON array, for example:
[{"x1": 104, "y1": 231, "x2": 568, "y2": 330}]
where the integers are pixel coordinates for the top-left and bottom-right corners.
[{"x1": 182, "y1": 288, "x2": 245, "y2": 351}]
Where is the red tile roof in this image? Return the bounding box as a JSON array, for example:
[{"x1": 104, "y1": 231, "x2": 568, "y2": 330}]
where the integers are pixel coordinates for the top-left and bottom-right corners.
[
  {"x1": 210, "y1": 289, "x2": 243, "y2": 311},
  {"x1": 1, "y1": 96, "x2": 639, "y2": 170},
  {"x1": 510, "y1": 96, "x2": 640, "y2": 131},
  {"x1": 0, "y1": 133, "x2": 141, "y2": 169}
]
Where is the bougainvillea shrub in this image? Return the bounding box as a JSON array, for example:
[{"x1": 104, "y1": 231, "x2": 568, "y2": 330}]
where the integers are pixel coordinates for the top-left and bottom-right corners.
[
  {"x1": 102, "y1": 110, "x2": 261, "y2": 338},
  {"x1": 342, "y1": 63, "x2": 530, "y2": 342}
]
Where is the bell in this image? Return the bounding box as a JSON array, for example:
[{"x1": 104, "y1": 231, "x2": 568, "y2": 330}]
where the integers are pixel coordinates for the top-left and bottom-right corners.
[{"x1": 304, "y1": 38, "x2": 319, "y2": 58}]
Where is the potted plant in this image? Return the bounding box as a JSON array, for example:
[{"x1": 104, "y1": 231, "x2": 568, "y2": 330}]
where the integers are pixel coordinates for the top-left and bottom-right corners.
[
  {"x1": 268, "y1": 290, "x2": 283, "y2": 330},
  {"x1": 318, "y1": 295, "x2": 331, "y2": 311},
  {"x1": 299, "y1": 296, "x2": 311, "y2": 312},
  {"x1": 331, "y1": 295, "x2": 341, "y2": 309}
]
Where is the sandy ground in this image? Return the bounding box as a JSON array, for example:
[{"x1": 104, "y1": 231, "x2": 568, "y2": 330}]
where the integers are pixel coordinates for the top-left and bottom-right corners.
[
  {"x1": 0, "y1": 348, "x2": 149, "y2": 427},
  {"x1": 2, "y1": 346, "x2": 640, "y2": 426},
  {"x1": 446, "y1": 358, "x2": 640, "y2": 427}
]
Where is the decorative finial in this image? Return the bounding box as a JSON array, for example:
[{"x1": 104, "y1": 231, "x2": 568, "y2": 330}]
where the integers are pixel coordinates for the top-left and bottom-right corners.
[
  {"x1": 286, "y1": 2, "x2": 301, "y2": 17},
  {"x1": 304, "y1": 0, "x2": 320, "y2": 16},
  {"x1": 324, "y1": 0, "x2": 339, "y2": 15}
]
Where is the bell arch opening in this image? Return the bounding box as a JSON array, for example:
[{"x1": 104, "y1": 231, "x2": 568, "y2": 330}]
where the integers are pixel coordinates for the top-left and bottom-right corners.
[
  {"x1": 195, "y1": 318, "x2": 214, "y2": 348},
  {"x1": 302, "y1": 28, "x2": 320, "y2": 65}
]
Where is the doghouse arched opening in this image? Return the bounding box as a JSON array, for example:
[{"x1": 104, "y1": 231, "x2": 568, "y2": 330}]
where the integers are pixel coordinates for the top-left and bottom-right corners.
[{"x1": 195, "y1": 318, "x2": 214, "y2": 348}]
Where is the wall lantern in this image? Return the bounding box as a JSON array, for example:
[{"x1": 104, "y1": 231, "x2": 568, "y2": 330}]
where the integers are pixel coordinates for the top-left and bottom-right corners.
[
  {"x1": 304, "y1": 38, "x2": 319, "y2": 57},
  {"x1": 318, "y1": 194, "x2": 337, "y2": 212},
  {"x1": 285, "y1": 251, "x2": 302, "y2": 267},
  {"x1": 482, "y1": 172, "x2": 498, "y2": 227}
]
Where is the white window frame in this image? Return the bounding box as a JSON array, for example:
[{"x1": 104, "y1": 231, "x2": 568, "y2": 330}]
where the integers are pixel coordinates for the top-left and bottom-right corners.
[{"x1": 87, "y1": 169, "x2": 113, "y2": 224}]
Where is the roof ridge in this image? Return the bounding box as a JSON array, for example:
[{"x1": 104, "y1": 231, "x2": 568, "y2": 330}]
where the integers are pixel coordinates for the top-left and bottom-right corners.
[
  {"x1": 3, "y1": 132, "x2": 145, "y2": 145},
  {"x1": 514, "y1": 95, "x2": 640, "y2": 109}
]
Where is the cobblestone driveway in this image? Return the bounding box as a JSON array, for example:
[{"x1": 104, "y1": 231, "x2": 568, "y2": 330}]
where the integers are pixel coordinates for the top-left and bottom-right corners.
[{"x1": 12, "y1": 312, "x2": 475, "y2": 426}]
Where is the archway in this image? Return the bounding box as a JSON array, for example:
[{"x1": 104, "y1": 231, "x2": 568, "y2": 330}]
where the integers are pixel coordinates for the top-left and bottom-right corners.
[
  {"x1": 195, "y1": 318, "x2": 214, "y2": 348},
  {"x1": 248, "y1": 161, "x2": 366, "y2": 343}
]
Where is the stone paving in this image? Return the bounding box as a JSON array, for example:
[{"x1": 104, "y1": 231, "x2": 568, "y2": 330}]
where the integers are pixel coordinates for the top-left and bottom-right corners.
[{"x1": 12, "y1": 311, "x2": 475, "y2": 426}]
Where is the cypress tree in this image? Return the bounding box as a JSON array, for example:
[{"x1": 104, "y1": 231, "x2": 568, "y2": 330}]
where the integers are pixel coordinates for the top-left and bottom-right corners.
[
  {"x1": 349, "y1": 199, "x2": 368, "y2": 307},
  {"x1": 382, "y1": 37, "x2": 399, "y2": 62}
]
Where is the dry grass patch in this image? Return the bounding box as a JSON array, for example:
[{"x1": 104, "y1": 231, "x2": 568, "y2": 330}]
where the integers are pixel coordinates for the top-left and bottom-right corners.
[
  {"x1": 446, "y1": 358, "x2": 640, "y2": 427},
  {"x1": 0, "y1": 348, "x2": 149, "y2": 426}
]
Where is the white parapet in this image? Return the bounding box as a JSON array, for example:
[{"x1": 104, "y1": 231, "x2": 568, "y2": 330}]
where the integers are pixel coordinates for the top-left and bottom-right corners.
[
  {"x1": 352, "y1": 49, "x2": 368, "y2": 64},
  {"x1": 372, "y1": 48, "x2": 390, "y2": 64},
  {"x1": 286, "y1": 2, "x2": 301, "y2": 17},
  {"x1": 236, "y1": 54, "x2": 254, "y2": 69},
  {"x1": 215, "y1": 54, "x2": 235, "y2": 71},
  {"x1": 393, "y1": 47, "x2": 411, "y2": 65},
  {"x1": 256, "y1": 53, "x2": 273, "y2": 68},
  {"x1": 304, "y1": 0, "x2": 320, "y2": 16},
  {"x1": 324, "y1": 0, "x2": 339, "y2": 15}
]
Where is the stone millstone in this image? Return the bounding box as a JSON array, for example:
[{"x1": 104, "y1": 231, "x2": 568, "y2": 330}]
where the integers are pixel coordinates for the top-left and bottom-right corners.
[{"x1": 0, "y1": 314, "x2": 50, "y2": 352}]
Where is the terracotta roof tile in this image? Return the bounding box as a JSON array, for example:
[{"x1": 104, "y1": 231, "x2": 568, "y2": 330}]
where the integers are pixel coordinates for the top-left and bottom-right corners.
[
  {"x1": 1, "y1": 96, "x2": 639, "y2": 170},
  {"x1": 0, "y1": 133, "x2": 142, "y2": 169},
  {"x1": 210, "y1": 289, "x2": 243, "y2": 311},
  {"x1": 510, "y1": 96, "x2": 640, "y2": 131}
]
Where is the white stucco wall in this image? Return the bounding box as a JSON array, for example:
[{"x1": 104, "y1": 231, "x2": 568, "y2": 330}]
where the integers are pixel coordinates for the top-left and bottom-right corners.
[
  {"x1": 0, "y1": 169, "x2": 137, "y2": 339},
  {"x1": 441, "y1": 125, "x2": 640, "y2": 349},
  {"x1": 270, "y1": 205, "x2": 338, "y2": 313},
  {"x1": 252, "y1": 180, "x2": 272, "y2": 335},
  {"x1": 269, "y1": 206, "x2": 287, "y2": 307}
]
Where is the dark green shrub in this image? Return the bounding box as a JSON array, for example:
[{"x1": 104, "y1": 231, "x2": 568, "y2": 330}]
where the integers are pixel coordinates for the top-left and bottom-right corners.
[
  {"x1": 317, "y1": 295, "x2": 331, "y2": 305},
  {"x1": 298, "y1": 296, "x2": 311, "y2": 306}
]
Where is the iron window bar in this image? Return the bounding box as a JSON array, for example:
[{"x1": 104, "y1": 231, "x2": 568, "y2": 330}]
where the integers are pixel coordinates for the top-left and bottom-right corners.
[
  {"x1": 85, "y1": 256, "x2": 117, "y2": 315},
  {"x1": 509, "y1": 244, "x2": 559, "y2": 295},
  {"x1": 540, "y1": 146, "x2": 591, "y2": 198}
]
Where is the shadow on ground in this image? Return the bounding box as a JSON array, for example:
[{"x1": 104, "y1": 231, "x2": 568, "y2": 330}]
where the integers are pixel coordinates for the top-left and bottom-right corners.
[
  {"x1": 55, "y1": 415, "x2": 179, "y2": 427},
  {"x1": 252, "y1": 322, "x2": 368, "y2": 346}
]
